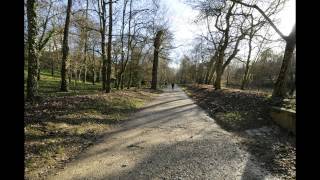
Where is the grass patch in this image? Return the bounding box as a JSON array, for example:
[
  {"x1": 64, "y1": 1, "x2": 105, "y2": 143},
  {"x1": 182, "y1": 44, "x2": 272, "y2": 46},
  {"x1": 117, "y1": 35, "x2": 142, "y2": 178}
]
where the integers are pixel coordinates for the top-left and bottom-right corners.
[
  {"x1": 24, "y1": 69, "x2": 103, "y2": 99},
  {"x1": 24, "y1": 70, "x2": 160, "y2": 179}
]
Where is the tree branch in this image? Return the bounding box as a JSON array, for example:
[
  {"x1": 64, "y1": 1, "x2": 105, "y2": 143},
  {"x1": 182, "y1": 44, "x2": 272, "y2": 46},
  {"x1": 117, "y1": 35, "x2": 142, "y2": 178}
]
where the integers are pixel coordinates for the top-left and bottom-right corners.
[{"x1": 230, "y1": 0, "x2": 288, "y2": 40}]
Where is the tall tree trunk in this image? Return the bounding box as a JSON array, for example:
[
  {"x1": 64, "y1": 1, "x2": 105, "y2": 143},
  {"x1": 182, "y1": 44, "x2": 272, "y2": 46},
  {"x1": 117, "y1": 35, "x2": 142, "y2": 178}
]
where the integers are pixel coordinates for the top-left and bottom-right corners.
[
  {"x1": 214, "y1": 71, "x2": 222, "y2": 89},
  {"x1": 84, "y1": 60, "x2": 87, "y2": 83},
  {"x1": 83, "y1": 0, "x2": 89, "y2": 84},
  {"x1": 92, "y1": 70, "x2": 95, "y2": 85},
  {"x1": 121, "y1": 0, "x2": 133, "y2": 90},
  {"x1": 26, "y1": 0, "x2": 38, "y2": 102},
  {"x1": 241, "y1": 36, "x2": 253, "y2": 90},
  {"x1": 289, "y1": 74, "x2": 295, "y2": 96},
  {"x1": 101, "y1": 36, "x2": 106, "y2": 90},
  {"x1": 98, "y1": 61, "x2": 102, "y2": 83},
  {"x1": 214, "y1": 54, "x2": 224, "y2": 89},
  {"x1": 204, "y1": 56, "x2": 215, "y2": 84},
  {"x1": 99, "y1": 0, "x2": 107, "y2": 90},
  {"x1": 151, "y1": 30, "x2": 164, "y2": 90},
  {"x1": 127, "y1": 63, "x2": 132, "y2": 89},
  {"x1": 51, "y1": 61, "x2": 54, "y2": 77},
  {"x1": 100, "y1": 62, "x2": 102, "y2": 83},
  {"x1": 272, "y1": 25, "x2": 296, "y2": 98},
  {"x1": 37, "y1": 61, "x2": 41, "y2": 80},
  {"x1": 226, "y1": 68, "x2": 230, "y2": 86},
  {"x1": 68, "y1": 64, "x2": 72, "y2": 84},
  {"x1": 116, "y1": 73, "x2": 121, "y2": 89},
  {"x1": 106, "y1": 0, "x2": 113, "y2": 93},
  {"x1": 78, "y1": 69, "x2": 82, "y2": 82},
  {"x1": 241, "y1": 61, "x2": 251, "y2": 90},
  {"x1": 53, "y1": 38, "x2": 59, "y2": 76},
  {"x1": 208, "y1": 62, "x2": 216, "y2": 84},
  {"x1": 60, "y1": 0, "x2": 72, "y2": 91},
  {"x1": 117, "y1": 0, "x2": 128, "y2": 90},
  {"x1": 74, "y1": 70, "x2": 77, "y2": 89},
  {"x1": 120, "y1": 74, "x2": 124, "y2": 89},
  {"x1": 50, "y1": 44, "x2": 54, "y2": 77},
  {"x1": 114, "y1": 57, "x2": 118, "y2": 88},
  {"x1": 92, "y1": 46, "x2": 95, "y2": 85}
]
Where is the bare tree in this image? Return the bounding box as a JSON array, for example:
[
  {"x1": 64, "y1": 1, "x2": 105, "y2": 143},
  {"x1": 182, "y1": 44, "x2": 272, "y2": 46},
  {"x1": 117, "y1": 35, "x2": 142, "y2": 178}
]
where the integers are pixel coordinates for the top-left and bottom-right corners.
[
  {"x1": 97, "y1": 0, "x2": 107, "y2": 90},
  {"x1": 240, "y1": 13, "x2": 268, "y2": 90},
  {"x1": 36, "y1": 0, "x2": 56, "y2": 81},
  {"x1": 116, "y1": 0, "x2": 128, "y2": 89},
  {"x1": 212, "y1": 2, "x2": 247, "y2": 89},
  {"x1": 83, "y1": 0, "x2": 89, "y2": 83},
  {"x1": 60, "y1": 0, "x2": 73, "y2": 91},
  {"x1": 106, "y1": 0, "x2": 114, "y2": 93},
  {"x1": 230, "y1": 0, "x2": 296, "y2": 98}
]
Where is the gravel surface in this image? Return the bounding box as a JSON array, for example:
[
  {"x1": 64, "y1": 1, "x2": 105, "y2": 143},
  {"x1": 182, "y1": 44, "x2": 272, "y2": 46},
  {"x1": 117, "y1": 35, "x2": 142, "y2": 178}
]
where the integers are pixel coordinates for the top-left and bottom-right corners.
[{"x1": 47, "y1": 86, "x2": 279, "y2": 180}]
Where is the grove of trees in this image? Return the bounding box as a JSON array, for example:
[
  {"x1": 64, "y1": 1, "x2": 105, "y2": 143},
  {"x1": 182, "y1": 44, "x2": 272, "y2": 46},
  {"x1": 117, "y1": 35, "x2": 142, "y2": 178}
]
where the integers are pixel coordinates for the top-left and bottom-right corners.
[
  {"x1": 25, "y1": 0, "x2": 295, "y2": 102},
  {"x1": 25, "y1": 0, "x2": 175, "y2": 102},
  {"x1": 177, "y1": 0, "x2": 295, "y2": 98}
]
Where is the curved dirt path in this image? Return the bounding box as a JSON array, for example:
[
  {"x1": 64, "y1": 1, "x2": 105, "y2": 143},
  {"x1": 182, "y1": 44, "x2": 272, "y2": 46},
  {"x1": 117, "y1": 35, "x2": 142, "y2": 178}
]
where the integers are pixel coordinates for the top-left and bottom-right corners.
[{"x1": 48, "y1": 85, "x2": 279, "y2": 180}]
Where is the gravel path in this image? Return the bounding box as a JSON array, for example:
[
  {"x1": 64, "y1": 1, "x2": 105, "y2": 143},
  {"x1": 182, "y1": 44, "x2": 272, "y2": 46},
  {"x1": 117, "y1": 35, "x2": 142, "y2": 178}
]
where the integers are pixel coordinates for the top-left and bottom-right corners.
[{"x1": 47, "y1": 86, "x2": 279, "y2": 180}]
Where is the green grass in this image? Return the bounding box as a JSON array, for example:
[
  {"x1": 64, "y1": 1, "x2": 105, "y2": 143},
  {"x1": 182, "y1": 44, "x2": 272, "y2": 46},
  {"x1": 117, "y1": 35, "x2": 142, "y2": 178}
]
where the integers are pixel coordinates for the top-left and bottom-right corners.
[{"x1": 24, "y1": 69, "x2": 103, "y2": 98}]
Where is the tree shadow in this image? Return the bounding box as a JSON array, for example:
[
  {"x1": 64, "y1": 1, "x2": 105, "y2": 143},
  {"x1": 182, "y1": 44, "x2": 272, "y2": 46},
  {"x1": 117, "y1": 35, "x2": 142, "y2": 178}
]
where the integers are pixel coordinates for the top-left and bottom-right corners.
[
  {"x1": 184, "y1": 85, "x2": 296, "y2": 179},
  {"x1": 62, "y1": 128, "x2": 272, "y2": 180}
]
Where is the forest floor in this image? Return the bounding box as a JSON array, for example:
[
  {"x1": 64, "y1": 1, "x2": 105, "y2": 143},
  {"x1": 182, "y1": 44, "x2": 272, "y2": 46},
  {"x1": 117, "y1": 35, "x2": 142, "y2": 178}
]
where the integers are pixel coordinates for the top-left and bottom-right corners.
[
  {"x1": 24, "y1": 71, "x2": 161, "y2": 179},
  {"x1": 46, "y1": 85, "x2": 290, "y2": 180},
  {"x1": 182, "y1": 84, "x2": 296, "y2": 179}
]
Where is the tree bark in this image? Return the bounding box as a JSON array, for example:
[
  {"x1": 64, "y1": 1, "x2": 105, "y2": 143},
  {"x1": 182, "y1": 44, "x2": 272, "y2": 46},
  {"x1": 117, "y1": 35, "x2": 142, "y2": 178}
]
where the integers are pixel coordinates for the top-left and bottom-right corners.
[
  {"x1": 121, "y1": 0, "x2": 133, "y2": 90},
  {"x1": 99, "y1": 0, "x2": 107, "y2": 91},
  {"x1": 241, "y1": 35, "x2": 253, "y2": 90},
  {"x1": 60, "y1": 0, "x2": 72, "y2": 91},
  {"x1": 117, "y1": 0, "x2": 128, "y2": 90},
  {"x1": 26, "y1": 0, "x2": 38, "y2": 102},
  {"x1": 120, "y1": 74, "x2": 124, "y2": 89},
  {"x1": 214, "y1": 52, "x2": 224, "y2": 89},
  {"x1": 37, "y1": 63, "x2": 41, "y2": 80},
  {"x1": 127, "y1": 62, "x2": 132, "y2": 89},
  {"x1": 50, "y1": 44, "x2": 54, "y2": 77},
  {"x1": 83, "y1": 0, "x2": 89, "y2": 84},
  {"x1": 68, "y1": 65, "x2": 72, "y2": 84},
  {"x1": 92, "y1": 46, "x2": 96, "y2": 85},
  {"x1": 214, "y1": 69, "x2": 223, "y2": 89},
  {"x1": 208, "y1": 62, "x2": 217, "y2": 84},
  {"x1": 226, "y1": 68, "x2": 230, "y2": 86},
  {"x1": 272, "y1": 25, "x2": 296, "y2": 98},
  {"x1": 204, "y1": 55, "x2": 216, "y2": 84},
  {"x1": 151, "y1": 30, "x2": 164, "y2": 90},
  {"x1": 78, "y1": 69, "x2": 82, "y2": 82},
  {"x1": 106, "y1": 0, "x2": 113, "y2": 93}
]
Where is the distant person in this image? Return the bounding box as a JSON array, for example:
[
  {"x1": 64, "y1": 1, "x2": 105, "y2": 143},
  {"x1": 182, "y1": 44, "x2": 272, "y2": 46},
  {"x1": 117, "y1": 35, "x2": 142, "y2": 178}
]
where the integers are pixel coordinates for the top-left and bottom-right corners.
[{"x1": 171, "y1": 83, "x2": 174, "y2": 90}]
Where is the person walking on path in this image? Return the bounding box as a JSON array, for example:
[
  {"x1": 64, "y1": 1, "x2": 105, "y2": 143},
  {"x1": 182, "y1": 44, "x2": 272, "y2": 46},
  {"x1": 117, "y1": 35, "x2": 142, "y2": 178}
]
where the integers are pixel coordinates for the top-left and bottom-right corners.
[{"x1": 171, "y1": 83, "x2": 174, "y2": 90}]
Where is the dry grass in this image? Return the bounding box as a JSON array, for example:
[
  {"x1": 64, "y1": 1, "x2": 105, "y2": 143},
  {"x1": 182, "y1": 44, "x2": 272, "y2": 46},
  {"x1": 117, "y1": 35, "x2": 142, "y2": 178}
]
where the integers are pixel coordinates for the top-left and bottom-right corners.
[{"x1": 24, "y1": 71, "x2": 160, "y2": 179}]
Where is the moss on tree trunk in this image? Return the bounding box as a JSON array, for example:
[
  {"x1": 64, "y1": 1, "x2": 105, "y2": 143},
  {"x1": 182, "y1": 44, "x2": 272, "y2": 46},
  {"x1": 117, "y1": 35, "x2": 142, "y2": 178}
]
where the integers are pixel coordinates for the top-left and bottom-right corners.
[{"x1": 26, "y1": 0, "x2": 38, "y2": 102}]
